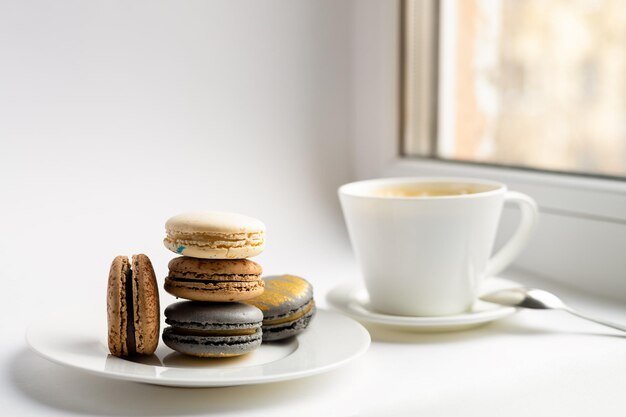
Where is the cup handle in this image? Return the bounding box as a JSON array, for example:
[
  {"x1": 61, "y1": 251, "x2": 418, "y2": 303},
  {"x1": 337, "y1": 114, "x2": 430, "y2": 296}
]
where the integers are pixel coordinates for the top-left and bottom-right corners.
[{"x1": 485, "y1": 191, "x2": 539, "y2": 278}]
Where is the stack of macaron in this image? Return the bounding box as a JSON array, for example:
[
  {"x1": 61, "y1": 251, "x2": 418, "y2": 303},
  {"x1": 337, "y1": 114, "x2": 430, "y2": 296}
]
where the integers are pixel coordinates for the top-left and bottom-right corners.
[
  {"x1": 161, "y1": 211, "x2": 268, "y2": 357},
  {"x1": 106, "y1": 211, "x2": 317, "y2": 359}
]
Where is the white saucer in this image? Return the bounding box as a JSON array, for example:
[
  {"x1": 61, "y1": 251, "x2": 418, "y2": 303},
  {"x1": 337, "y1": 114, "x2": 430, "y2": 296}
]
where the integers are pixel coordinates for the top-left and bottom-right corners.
[
  {"x1": 326, "y1": 277, "x2": 520, "y2": 332},
  {"x1": 26, "y1": 309, "x2": 370, "y2": 388}
]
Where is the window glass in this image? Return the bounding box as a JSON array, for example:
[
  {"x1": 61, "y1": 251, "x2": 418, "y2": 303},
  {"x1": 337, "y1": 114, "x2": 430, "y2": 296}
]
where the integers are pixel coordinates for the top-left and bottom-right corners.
[{"x1": 408, "y1": 0, "x2": 626, "y2": 178}]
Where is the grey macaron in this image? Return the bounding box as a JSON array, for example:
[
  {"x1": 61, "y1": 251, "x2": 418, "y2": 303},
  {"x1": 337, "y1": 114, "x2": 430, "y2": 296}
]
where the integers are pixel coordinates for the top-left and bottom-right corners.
[
  {"x1": 162, "y1": 301, "x2": 263, "y2": 357},
  {"x1": 245, "y1": 275, "x2": 316, "y2": 341}
]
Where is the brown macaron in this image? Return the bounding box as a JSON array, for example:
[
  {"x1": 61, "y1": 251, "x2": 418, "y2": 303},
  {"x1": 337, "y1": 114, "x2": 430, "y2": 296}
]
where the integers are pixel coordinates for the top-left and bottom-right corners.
[
  {"x1": 164, "y1": 256, "x2": 264, "y2": 302},
  {"x1": 107, "y1": 254, "x2": 160, "y2": 357}
]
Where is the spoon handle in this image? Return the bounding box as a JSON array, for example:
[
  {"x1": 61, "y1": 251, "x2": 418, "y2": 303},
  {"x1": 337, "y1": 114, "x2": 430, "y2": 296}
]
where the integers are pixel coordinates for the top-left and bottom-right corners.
[{"x1": 565, "y1": 308, "x2": 626, "y2": 333}]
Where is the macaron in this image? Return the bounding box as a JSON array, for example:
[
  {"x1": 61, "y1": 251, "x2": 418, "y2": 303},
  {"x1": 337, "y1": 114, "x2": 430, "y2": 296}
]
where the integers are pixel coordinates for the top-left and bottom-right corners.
[
  {"x1": 163, "y1": 211, "x2": 265, "y2": 259},
  {"x1": 162, "y1": 301, "x2": 263, "y2": 357},
  {"x1": 245, "y1": 274, "x2": 316, "y2": 341},
  {"x1": 107, "y1": 254, "x2": 160, "y2": 357},
  {"x1": 164, "y1": 256, "x2": 264, "y2": 302}
]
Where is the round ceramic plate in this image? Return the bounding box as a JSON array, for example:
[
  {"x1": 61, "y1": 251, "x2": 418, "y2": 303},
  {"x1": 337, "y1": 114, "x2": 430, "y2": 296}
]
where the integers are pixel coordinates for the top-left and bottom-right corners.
[
  {"x1": 26, "y1": 309, "x2": 370, "y2": 387},
  {"x1": 326, "y1": 277, "x2": 520, "y2": 332}
]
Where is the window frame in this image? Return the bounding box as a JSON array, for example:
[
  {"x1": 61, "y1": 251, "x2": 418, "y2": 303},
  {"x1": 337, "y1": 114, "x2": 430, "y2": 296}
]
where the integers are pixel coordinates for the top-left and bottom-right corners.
[{"x1": 350, "y1": 0, "x2": 626, "y2": 301}]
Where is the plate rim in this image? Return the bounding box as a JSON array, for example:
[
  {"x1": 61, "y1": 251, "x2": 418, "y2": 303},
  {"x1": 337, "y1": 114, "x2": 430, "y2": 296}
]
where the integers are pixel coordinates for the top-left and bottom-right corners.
[{"x1": 26, "y1": 309, "x2": 371, "y2": 387}]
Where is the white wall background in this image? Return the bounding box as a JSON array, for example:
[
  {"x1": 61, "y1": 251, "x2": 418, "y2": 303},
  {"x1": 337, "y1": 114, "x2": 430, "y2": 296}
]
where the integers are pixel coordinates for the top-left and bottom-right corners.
[{"x1": 0, "y1": 0, "x2": 355, "y2": 320}]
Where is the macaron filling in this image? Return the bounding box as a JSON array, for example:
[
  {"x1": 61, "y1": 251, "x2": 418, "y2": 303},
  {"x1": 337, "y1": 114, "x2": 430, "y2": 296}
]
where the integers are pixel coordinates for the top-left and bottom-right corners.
[
  {"x1": 165, "y1": 279, "x2": 263, "y2": 290},
  {"x1": 166, "y1": 321, "x2": 261, "y2": 337},
  {"x1": 166, "y1": 327, "x2": 260, "y2": 337},
  {"x1": 165, "y1": 231, "x2": 264, "y2": 249},
  {"x1": 167, "y1": 275, "x2": 261, "y2": 283},
  {"x1": 124, "y1": 264, "x2": 136, "y2": 355},
  {"x1": 165, "y1": 317, "x2": 262, "y2": 331},
  {"x1": 263, "y1": 300, "x2": 316, "y2": 326}
]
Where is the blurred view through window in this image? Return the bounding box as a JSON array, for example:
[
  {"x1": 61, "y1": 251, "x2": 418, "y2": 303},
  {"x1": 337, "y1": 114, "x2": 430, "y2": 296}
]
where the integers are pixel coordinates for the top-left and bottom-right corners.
[{"x1": 405, "y1": 0, "x2": 626, "y2": 178}]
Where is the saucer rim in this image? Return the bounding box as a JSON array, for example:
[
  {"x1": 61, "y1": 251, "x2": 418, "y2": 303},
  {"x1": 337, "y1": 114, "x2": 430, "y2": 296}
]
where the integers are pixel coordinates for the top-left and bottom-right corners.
[{"x1": 326, "y1": 277, "x2": 519, "y2": 328}]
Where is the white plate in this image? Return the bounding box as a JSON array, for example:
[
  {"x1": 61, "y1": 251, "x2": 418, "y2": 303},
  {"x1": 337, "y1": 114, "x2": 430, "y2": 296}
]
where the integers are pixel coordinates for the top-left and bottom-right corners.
[
  {"x1": 26, "y1": 309, "x2": 370, "y2": 387},
  {"x1": 326, "y1": 277, "x2": 520, "y2": 332}
]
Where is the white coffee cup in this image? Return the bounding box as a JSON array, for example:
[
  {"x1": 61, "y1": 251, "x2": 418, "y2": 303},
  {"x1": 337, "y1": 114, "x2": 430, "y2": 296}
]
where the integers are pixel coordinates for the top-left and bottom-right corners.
[{"x1": 338, "y1": 177, "x2": 538, "y2": 316}]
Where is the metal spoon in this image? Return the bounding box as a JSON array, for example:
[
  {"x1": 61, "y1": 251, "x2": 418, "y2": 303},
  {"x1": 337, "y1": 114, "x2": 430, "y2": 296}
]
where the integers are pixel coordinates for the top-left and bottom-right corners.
[{"x1": 480, "y1": 287, "x2": 626, "y2": 333}]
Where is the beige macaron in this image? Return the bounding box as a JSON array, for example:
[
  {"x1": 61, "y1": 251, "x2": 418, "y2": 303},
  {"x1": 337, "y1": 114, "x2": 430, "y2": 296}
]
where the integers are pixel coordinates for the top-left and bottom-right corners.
[
  {"x1": 163, "y1": 211, "x2": 266, "y2": 259},
  {"x1": 164, "y1": 256, "x2": 264, "y2": 302}
]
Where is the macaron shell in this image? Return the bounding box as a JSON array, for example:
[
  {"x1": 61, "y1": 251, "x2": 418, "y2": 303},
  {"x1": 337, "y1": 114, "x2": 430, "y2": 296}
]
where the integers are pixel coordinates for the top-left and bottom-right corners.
[
  {"x1": 165, "y1": 301, "x2": 264, "y2": 326},
  {"x1": 107, "y1": 256, "x2": 130, "y2": 357},
  {"x1": 131, "y1": 254, "x2": 160, "y2": 355},
  {"x1": 165, "y1": 211, "x2": 266, "y2": 234},
  {"x1": 164, "y1": 277, "x2": 265, "y2": 302},
  {"x1": 162, "y1": 327, "x2": 262, "y2": 357},
  {"x1": 246, "y1": 275, "x2": 313, "y2": 317},
  {"x1": 168, "y1": 257, "x2": 263, "y2": 277}
]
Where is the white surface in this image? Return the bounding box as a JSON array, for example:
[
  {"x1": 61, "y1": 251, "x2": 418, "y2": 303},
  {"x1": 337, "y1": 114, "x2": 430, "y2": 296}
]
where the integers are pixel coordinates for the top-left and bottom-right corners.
[
  {"x1": 339, "y1": 177, "x2": 537, "y2": 316},
  {"x1": 8, "y1": 269, "x2": 626, "y2": 417},
  {"x1": 1, "y1": 1, "x2": 626, "y2": 416},
  {"x1": 326, "y1": 277, "x2": 518, "y2": 331},
  {"x1": 27, "y1": 309, "x2": 370, "y2": 387},
  {"x1": 351, "y1": 0, "x2": 626, "y2": 302}
]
